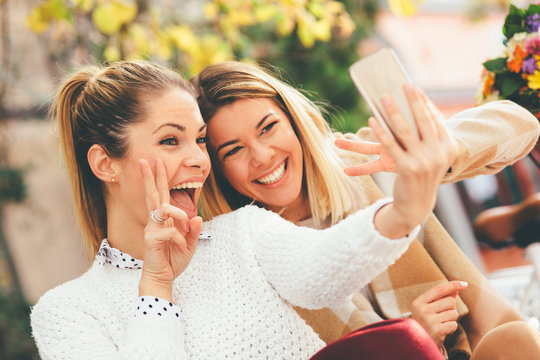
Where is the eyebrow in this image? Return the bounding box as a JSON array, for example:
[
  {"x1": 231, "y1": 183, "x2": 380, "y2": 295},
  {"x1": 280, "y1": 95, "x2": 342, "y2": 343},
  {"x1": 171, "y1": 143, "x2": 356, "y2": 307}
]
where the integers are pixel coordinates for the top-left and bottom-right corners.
[
  {"x1": 152, "y1": 123, "x2": 206, "y2": 134},
  {"x1": 216, "y1": 112, "x2": 274, "y2": 154}
]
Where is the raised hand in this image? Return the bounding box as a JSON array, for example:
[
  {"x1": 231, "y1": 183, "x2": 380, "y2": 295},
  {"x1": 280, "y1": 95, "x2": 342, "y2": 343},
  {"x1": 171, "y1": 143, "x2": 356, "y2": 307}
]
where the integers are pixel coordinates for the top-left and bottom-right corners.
[
  {"x1": 411, "y1": 281, "x2": 468, "y2": 348},
  {"x1": 366, "y1": 84, "x2": 458, "y2": 238},
  {"x1": 138, "y1": 158, "x2": 202, "y2": 302},
  {"x1": 335, "y1": 135, "x2": 397, "y2": 176},
  {"x1": 335, "y1": 85, "x2": 447, "y2": 177}
]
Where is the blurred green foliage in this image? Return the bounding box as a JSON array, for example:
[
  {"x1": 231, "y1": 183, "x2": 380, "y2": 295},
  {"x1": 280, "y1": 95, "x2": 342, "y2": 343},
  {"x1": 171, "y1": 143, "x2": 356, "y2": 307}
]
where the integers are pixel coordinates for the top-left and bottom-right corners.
[
  {"x1": 0, "y1": 168, "x2": 26, "y2": 203},
  {"x1": 0, "y1": 289, "x2": 39, "y2": 359},
  {"x1": 26, "y1": 0, "x2": 384, "y2": 132}
]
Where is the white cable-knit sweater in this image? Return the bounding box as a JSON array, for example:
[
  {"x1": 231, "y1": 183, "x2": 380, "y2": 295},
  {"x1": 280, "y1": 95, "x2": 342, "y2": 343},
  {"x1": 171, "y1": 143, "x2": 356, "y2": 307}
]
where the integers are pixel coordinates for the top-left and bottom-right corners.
[{"x1": 31, "y1": 201, "x2": 417, "y2": 360}]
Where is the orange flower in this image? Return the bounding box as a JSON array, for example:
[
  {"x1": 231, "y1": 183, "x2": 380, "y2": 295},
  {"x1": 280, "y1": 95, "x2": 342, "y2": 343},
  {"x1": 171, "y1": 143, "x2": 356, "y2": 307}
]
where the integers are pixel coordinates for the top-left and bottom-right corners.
[
  {"x1": 483, "y1": 73, "x2": 495, "y2": 96},
  {"x1": 507, "y1": 45, "x2": 528, "y2": 73}
]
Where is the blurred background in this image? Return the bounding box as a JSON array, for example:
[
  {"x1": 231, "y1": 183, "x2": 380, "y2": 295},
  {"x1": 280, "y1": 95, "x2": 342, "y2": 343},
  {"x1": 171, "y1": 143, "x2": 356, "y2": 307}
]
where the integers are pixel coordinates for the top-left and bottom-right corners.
[{"x1": 1, "y1": 0, "x2": 539, "y2": 358}]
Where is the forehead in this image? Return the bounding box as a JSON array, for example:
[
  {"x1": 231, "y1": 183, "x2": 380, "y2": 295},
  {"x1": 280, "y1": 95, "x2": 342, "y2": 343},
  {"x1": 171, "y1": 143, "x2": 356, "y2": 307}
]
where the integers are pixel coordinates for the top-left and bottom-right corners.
[
  {"x1": 141, "y1": 87, "x2": 204, "y2": 129},
  {"x1": 210, "y1": 98, "x2": 283, "y2": 126}
]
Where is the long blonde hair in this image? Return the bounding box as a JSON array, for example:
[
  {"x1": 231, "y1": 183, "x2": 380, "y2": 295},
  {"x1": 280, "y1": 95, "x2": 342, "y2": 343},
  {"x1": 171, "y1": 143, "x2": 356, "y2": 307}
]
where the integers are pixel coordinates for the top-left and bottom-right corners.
[
  {"x1": 193, "y1": 61, "x2": 365, "y2": 225},
  {"x1": 52, "y1": 60, "x2": 195, "y2": 256}
]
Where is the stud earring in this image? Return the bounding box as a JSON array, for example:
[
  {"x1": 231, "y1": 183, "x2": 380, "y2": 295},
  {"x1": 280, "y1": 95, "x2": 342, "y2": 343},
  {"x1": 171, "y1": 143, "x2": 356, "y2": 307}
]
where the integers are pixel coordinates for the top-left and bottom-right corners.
[{"x1": 111, "y1": 178, "x2": 116, "y2": 182}]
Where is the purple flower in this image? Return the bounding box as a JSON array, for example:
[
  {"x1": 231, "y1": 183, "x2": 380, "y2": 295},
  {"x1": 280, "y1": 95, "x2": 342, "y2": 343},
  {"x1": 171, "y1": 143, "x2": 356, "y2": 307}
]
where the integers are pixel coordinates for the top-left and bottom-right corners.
[
  {"x1": 525, "y1": 37, "x2": 540, "y2": 56},
  {"x1": 522, "y1": 56, "x2": 538, "y2": 74},
  {"x1": 526, "y1": 13, "x2": 540, "y2": 32}
]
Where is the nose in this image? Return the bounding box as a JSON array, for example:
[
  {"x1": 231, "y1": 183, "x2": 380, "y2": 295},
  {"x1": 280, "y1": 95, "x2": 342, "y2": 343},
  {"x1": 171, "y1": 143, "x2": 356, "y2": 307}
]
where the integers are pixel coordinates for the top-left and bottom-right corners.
[
  {"x1": 250, "y1": 141, "x2": 275, "y2": 166},
  {"x1": 184, "y1": 142, "x2": 210, "y2": 171}
]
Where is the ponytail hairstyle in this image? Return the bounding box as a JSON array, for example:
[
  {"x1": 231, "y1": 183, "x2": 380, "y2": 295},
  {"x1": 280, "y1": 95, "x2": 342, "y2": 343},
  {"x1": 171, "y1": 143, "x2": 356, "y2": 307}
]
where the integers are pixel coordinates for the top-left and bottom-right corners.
[
  {"x1": 52, "y1": 60, "x2": 195, "y2": 257},
  {"x1": 193, "y1": 61, "x2": 366, "y2": 225}
]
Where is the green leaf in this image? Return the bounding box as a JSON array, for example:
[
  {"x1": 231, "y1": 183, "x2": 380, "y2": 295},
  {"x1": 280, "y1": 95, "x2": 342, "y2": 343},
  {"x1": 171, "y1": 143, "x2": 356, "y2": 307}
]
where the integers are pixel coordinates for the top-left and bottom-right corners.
[
  {"x1": 499, "y1": 76, "x2": 522, "y2": 98},
  {"x1": 525, "y1": 4, "x2": 540, "y2": 16},
  {"x1": 483, "y1": 58, "x2": 507, "y2": 73},
  {"x1": 503, "y1": 14, "x2": 525, "y2": 39}
]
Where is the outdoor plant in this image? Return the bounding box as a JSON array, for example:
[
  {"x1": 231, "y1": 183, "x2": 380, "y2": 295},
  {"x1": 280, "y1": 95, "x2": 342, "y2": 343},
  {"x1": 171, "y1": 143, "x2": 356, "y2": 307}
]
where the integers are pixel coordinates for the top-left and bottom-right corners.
[{"x1": 478, "y1": 3, "x2": 540, "y2": 118}]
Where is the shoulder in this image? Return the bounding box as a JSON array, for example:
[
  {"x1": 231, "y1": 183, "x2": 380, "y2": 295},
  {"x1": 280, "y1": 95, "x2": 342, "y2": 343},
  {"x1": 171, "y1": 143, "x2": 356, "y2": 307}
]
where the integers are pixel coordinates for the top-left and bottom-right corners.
[
  {"x1": 202, "y1": 206, "x2": 286, "y2": 237},
  {"x1": 31, "y1": 264, "x2": 101, "y2": 319}
]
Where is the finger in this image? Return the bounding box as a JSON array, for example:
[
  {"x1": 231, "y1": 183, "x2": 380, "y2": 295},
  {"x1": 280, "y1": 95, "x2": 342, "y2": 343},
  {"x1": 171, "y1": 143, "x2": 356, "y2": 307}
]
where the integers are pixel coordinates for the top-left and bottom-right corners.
[
  {"x1": 344, "y1": 160, "x2": 387, "y2": 176},
  {"x1": 427, "y1": 296, "x2": 457, "y2": 313},
  {"x1": 185, "y1": 216, "x2": 202, "y2": 253},
  {"x1": 140, "y1": 159, "x2": 160, "y2": 212},
  {"x1": 436, "y1": 309, "x2": 460, "y2": 323},
  {"x1": 335, "y1": 138, "x2": 382, "y2": 155},
  {"x1": 156, "y1": 158, "x2": 171, "y2": 205},
  {"x1": 438, "y1": 320, "x2": 459, "y2": 336},
  {"x1": 380, "y1": 93, "x2": 416, "y2": 150},
  {"x1": 144, "y1": 227, "x2": 187, "y2": 254},
  {"x1": 158, "y1": 203, "x2": 189, "y2": 233},
  {"x1": 368, "y1": 117, "x2": 405, "y2": 163},
  {"x1": 417, "y1": 281, "x2": 468, "y2": 303},
  {"x1": 403, "y1": 84, "x2": 438, "y2": 142}
]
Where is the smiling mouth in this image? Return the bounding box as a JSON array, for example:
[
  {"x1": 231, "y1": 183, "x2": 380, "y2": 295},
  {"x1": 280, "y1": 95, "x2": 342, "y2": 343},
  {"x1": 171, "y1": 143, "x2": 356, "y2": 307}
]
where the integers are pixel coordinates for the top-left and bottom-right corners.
[
  {"x1": 254, "y1": 159, "x2": 287, "y2": 185},
  {"x1": 170, "y1": 182, "x2": 203, "y2": 217}
]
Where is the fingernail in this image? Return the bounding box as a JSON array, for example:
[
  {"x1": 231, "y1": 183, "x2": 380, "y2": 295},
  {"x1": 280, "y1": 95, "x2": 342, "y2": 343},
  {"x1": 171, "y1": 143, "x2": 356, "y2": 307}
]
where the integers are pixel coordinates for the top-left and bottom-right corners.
[
  {"x1": 381, "y1": 95, "x2": 392, "y2": 106},
  {"x1": 404, "y1": 83, "x2": 414, "y2": 93},
  {"x1": 460, "y1": 281, "x2": 468, "y2": 287}
]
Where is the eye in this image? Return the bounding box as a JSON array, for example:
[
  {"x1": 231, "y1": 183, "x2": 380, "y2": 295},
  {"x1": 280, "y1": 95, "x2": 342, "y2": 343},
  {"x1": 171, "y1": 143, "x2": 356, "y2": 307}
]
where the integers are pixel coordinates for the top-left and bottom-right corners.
[
  {"x1": 197, "y1": 136, "x2": 208, "y2": 144},
  {"x1": 160, "y1": 137, "x2": 177, "y2": 146},
  {"x1": 260, "y1": 121, "x2": 277, "y2": 135},
  {"x1": 223, "y1": 146, "x2": 242, "y2": 159}
]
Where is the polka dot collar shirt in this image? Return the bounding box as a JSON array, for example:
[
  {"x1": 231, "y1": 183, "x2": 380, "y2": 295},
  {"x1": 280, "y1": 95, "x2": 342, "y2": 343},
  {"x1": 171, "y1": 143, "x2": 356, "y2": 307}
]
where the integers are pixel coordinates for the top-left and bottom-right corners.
[{"x1": 95, "y1": 232, "x2": 213, "y2": 319}]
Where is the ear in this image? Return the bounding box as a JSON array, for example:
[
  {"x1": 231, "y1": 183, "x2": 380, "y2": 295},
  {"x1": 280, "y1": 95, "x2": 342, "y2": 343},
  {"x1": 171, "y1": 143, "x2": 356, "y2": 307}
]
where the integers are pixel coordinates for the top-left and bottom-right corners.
[{"x1": 87, "y1": 144, "x2": 117, "y2": 183}]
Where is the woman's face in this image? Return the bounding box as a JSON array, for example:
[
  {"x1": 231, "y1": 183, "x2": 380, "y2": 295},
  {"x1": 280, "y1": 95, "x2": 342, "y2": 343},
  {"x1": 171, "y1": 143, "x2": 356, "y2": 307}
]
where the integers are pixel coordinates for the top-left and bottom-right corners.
[
  {"x1": 207, "y1": 98, "x2": 305, "y2": 215},
  {"x1": 114, "y1": 87, "x2": 210, "y2": 222}
]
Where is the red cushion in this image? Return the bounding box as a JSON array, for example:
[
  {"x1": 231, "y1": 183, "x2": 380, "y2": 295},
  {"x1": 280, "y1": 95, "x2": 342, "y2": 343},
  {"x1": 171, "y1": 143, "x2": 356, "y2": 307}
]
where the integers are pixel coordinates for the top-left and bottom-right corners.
[{"x1": 310, "y1": 318, "x2": 444, "y2": 360}]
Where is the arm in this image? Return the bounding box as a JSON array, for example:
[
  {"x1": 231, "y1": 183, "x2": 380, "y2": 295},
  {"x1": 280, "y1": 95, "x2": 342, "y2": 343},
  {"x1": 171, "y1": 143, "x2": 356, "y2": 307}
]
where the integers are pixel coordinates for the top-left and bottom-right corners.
[
  {"x1": 344, "y1": 100, "x2": 539, "y2": 183},
  {"x1": 243, "y1": 198, "x2": 418, "y2": 310},
  {"x1": 442, "y1": 100, "x2": 539, "y2": 182},
  {"x1": 31, "y1": 292, "x2": 187, "y2": 360}
]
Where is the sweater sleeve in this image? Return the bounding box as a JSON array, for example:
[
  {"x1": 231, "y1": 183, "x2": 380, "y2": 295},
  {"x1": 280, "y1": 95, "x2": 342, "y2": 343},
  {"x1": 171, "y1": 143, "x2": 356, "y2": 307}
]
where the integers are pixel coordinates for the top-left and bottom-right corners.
[
  {"x1": 347, "y1": 100, "x2": 540, "y2": 183},
  {"x1": 243, "y1": 199, "x2": 418, "y2": 310},
  {"x1": 31, "y1": 290, "x2": 188, "y2": 360}
]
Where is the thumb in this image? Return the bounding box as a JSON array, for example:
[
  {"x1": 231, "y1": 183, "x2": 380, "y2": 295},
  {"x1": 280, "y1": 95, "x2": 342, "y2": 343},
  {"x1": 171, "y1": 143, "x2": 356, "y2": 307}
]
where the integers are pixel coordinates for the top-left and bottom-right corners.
[{"x1": 186, "y1": 216, "x2": 202, "y2": 252}]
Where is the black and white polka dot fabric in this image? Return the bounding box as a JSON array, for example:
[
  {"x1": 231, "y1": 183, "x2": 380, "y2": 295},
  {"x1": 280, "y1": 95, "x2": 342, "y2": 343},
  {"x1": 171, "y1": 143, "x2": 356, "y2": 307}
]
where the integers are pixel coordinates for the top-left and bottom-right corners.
[
  {"x1": 136, "y1": 296, "x2": 181, "y2": 319},
  {"x1": 96, "y1": 239, "x2": 142, "y2": 269},
  {"x1": 95, "y1": 232, "x2": 212, "y2": 320},
  {"x1": 95, "y1": 231, "x2": 213, "y2": 269}
]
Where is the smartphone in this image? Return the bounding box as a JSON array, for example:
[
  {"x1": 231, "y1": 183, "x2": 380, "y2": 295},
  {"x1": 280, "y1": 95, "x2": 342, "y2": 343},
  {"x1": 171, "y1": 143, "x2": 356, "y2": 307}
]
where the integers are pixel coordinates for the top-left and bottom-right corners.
[{"x1": 349, "y1": 48, "x2": 418, "y2": 139}]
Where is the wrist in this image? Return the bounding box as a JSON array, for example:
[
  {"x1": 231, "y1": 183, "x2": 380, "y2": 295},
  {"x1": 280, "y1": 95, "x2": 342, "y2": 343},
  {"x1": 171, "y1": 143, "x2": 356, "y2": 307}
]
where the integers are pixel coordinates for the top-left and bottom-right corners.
[
  {"x1": 373, "y1": 203, "x2": 416, "y2": 239},
  {"x1": 139, "y1": 274, "x2": 174, "y2": 302}
]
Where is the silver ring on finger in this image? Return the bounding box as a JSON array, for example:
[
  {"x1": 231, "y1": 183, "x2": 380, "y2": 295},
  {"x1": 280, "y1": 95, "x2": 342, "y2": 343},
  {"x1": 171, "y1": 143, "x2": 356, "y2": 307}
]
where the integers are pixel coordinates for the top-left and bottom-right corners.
[{"x1": 150, "y1": 209, "x2": 166, "y2": 224}]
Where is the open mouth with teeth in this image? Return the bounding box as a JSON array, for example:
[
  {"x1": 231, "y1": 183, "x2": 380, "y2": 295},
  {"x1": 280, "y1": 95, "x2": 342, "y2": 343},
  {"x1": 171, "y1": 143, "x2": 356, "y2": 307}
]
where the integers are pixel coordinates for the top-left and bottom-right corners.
[
  {"x1": 254, "y1": 159, "x2": 288, "y2": 185},
  {"x1": 169, "y1": 182, "x2": 203, "y2": 219}
]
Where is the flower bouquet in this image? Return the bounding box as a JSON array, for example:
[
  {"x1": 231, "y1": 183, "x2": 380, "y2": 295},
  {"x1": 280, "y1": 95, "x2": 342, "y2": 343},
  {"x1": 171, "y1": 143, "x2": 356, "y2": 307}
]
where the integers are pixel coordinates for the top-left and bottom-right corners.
[{"x1": 478, "y1": 3, "x2": 540, "y2": 119}]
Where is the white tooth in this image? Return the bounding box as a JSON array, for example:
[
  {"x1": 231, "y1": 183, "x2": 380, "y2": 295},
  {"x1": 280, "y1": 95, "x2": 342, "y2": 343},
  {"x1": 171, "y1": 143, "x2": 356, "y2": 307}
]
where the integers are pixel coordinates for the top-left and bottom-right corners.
[
  {"x1": 257, "y1": 161, "x2": 286, "y2": 185},
  {"x1": 171, "y1": 182, "x2": 203, "y2": 190}
]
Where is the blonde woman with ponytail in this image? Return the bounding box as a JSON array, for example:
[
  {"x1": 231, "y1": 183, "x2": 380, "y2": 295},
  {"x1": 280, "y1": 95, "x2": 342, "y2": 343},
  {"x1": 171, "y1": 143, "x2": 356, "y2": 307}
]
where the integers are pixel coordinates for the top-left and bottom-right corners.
[
  {"x1": 194, "y1": 61, "x2": 540, "y2": 359},
  {"x1": 30, "y1": 60, "x2": 458, "y2": 359}
]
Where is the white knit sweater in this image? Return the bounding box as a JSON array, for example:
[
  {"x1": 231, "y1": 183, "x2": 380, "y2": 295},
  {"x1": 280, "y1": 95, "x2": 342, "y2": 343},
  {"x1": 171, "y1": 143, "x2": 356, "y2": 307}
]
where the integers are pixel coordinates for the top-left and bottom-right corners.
[{"x1": 31, "y1": 200, "x2": 418, "y2": 360}]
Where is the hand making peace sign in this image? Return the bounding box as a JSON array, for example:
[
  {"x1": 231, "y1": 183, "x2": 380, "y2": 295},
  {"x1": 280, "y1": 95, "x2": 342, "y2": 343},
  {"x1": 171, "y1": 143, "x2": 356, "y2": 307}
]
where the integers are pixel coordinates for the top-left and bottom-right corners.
[{"x1": 138, "y1": 158, "x2": 202, "y2": 301}]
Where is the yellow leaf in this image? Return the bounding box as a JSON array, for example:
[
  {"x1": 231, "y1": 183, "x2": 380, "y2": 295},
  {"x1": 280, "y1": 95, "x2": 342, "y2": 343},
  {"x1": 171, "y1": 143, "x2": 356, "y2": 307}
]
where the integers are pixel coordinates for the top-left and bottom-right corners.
[
  {"x1": 167, "y1": 25, "x2": 198, "y2": 53},
  {"x1": 128, "y1": 23, "x2": 150, "y2": 55},
  {"x1": 254, "y1": 4, "x2": 277, "y2": 23},
  {"x1": 297, "y1": 21, "x2": 315, "y2": 48},
  {"x1": 92, "y1": 1, "x2": 137, "y2": 35},
  {"x1": 71, "y1": 0, "x2": 94, "y2": 12},
  {"x1": 27, "y1": 5, "x2": 51, "y2": 33},
  {"x1": 203, "y1": 2, "x2": 219, "y2": 20},
  {"x1": 312, "y1": 20, "x2": 331, "y2": 42},
  {"x1": 156, "y1": 32, "x2": 173, "y2": 60},
  {"x1": 388, "y1": 0, "x2": 422, "y2": 17},
  {"x1": 104, "y1": 44, "x2": 121, "y2": 61}
]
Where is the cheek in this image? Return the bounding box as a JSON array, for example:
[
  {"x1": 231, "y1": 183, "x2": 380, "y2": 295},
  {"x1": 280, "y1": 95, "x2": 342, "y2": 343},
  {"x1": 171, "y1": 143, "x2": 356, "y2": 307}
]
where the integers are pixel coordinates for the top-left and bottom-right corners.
[{"x1": 222, "y1": 162, "x2": 250, "y2": 190}]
